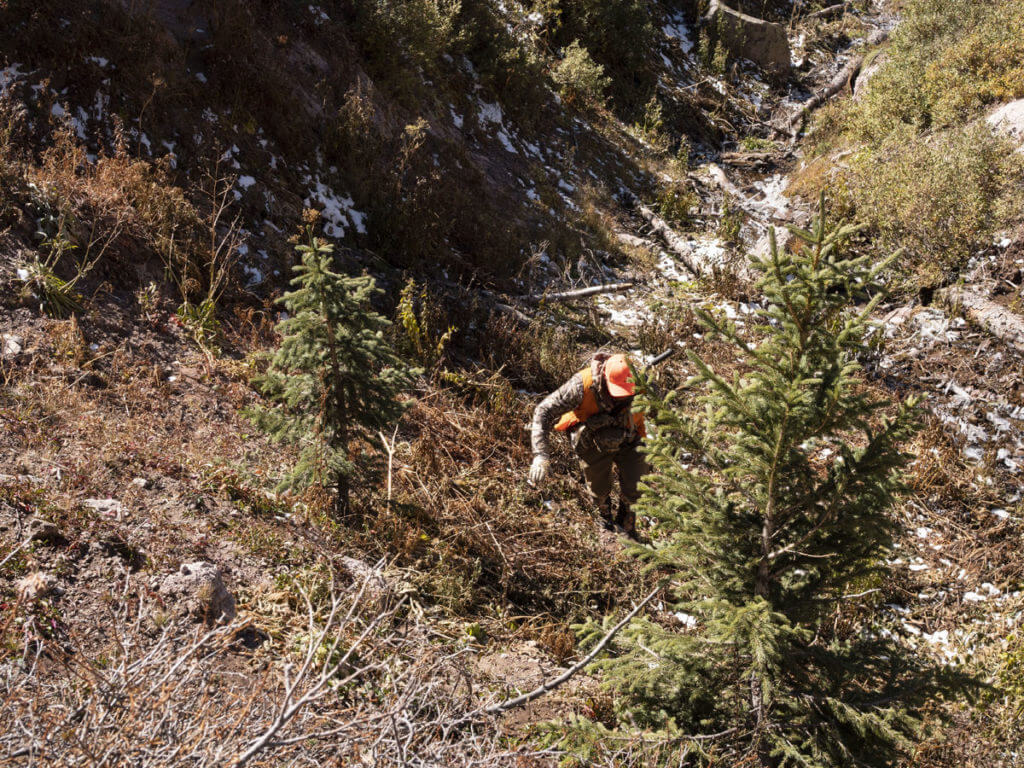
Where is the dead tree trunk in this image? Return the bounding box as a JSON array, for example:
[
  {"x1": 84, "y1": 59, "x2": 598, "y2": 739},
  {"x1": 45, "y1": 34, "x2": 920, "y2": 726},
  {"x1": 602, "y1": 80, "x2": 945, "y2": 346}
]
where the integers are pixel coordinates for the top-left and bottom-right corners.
[
  {"x1": 636, "y1": 203, "x2": 760, "y2": 284},
  {"x1": 804, "y1": 2, "x2": 851, "y2": 21},
  {"x1": 520, "y1": 282, "x2": 635, "y2": 303},
  {"x1": 781, "y1": 30, "x2": 889, "y2": 136},
  {"x1": 936, "y1": 284, "x2": 1024, "y2": 352},
  {"x1": 636, "y1": 204, "x2": 703, "y2": 277}
]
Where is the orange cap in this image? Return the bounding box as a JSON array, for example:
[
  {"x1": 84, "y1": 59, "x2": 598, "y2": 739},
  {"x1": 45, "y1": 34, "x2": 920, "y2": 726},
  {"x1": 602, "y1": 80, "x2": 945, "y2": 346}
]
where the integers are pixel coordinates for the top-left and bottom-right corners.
[{"x1": 603, "y1": 354, "x2": 635, "y2": 398}]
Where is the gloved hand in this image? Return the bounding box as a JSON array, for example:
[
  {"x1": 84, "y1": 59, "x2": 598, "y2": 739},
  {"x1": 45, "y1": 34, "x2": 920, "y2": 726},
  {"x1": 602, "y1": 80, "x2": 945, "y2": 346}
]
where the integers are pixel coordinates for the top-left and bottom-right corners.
[{"x1": 527, "y1": 455, "x2": 550, "y2": 487}]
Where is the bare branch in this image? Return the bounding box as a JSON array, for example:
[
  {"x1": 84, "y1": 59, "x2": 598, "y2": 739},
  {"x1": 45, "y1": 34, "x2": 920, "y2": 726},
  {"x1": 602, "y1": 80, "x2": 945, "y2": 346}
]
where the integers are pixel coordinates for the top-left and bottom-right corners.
[{"x1": 484, "y1": 585, "x2": 661, "y2": 714}]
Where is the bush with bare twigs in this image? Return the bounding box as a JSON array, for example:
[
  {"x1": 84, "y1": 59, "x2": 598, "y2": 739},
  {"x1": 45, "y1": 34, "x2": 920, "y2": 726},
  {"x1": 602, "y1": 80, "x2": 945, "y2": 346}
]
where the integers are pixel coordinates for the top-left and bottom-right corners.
[{"x1": 0, "y1": 563, "x2": 561, "y2": 767}]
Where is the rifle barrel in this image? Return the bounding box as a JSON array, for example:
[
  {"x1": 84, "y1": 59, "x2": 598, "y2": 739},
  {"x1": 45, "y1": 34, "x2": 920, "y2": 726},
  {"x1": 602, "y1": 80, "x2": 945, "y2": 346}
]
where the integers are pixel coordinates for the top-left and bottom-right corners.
[{"x1": 645, "y1": 348, "x2": 677, "y2": 370}]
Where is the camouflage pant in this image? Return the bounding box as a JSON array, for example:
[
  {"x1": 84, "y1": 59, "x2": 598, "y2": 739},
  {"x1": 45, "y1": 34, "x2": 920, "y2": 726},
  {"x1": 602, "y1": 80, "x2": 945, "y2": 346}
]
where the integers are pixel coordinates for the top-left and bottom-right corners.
[{"x1": 576, "y1": 441, "x2": 648, "y2": 530}]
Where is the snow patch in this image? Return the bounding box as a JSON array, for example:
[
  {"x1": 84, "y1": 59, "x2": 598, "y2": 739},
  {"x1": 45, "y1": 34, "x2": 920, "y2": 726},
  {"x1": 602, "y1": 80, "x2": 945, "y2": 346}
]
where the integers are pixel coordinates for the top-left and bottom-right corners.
[
  {"x1": 663, "y1": 15, "x2": 694, "y2": 55},
  {"x1": 674, "y1": 612, "x2": 698, "y2": 629},
  {"x1": 477, "y1": 100, "x2": 503, "y2": 126},
  {"x1": 0, "y1": 63, "x2": 25, "y2": 91},
  {"x1": 304, "y1": 178, "x2": 367, "y2": 238},
  {"x1": 496, "y1": 128, "x2": 518, "y2": 154}
]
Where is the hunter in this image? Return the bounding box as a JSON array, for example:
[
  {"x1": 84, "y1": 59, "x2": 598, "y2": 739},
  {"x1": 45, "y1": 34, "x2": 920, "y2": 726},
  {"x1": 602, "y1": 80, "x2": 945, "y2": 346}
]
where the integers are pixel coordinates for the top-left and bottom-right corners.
[{"x1": 528, "y1": 352, "x2": 647, "y2": 538}]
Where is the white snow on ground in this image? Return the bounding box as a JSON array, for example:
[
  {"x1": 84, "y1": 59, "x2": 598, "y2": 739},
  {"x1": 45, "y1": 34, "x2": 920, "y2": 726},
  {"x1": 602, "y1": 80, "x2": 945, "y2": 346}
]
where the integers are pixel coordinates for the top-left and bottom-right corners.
[
  {"x1": 675, "y1": 612, "x2": 698, "y2": 629},
  {"x1": 308, "y1": 4, "x2": 330, "y2": 23},
  {"x1": 304, "y1": 178, "x2": 368, "y2": 238},
  {"x1": 474, "y1": 98, "x2": 519, "y2": 153},
  {"x1": 347, "y1": 207, "x2": 367, "y2": 234},
  {"x1": 748, "y1": 174, "x2": 791, "y2": 219},
  {"x1": 657, "y1": 253, "x2": 691, "y2": 283},
  {"x1": 450, "y1": 106, "x2": 464, "y2": 129},
  {"x1": 161, "y1": 140, "x2": 177, "y2": 169},
  {"x1": 598, "y1": 299, "x2": 647, "y2": 328},
  {"x1": 0, "y1": 63, "x2": 25, "y2": 91},
  {"x1": 883, "y1": 303, "x2": 1024, "y2": 466},
  {"x1": 70, "y1": 112, "x2": 87, "y2": 141},
  {"x1": 87, "y1": 56, "x2": 109, "y2": 68},
  {"x1": 663, "y1": 15, "x2": 694, "y2": 54},
  {"x1": 220, "y1": 144, "x2": 241, "y2": 169},
  {"x1": 496, "y1": 128, "x2": 517, "y2": 153},
  {"x1": 477, "y1": 99, "x2": 503, "y2": 125},
  {"x1": 243, "y1": 264, "x2": 263, "y2": 287},
  {"x1": 237, "y1": 175, "x2": 256, "y2": 189}
]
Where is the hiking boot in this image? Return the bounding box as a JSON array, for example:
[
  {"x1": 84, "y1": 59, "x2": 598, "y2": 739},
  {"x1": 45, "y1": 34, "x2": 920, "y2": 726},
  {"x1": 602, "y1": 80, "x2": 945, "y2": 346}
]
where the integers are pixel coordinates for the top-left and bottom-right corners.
[
  {"x1": 615, "y1": 502, "x2": 637, "y2": 540},
  {"x1": 597, "y1": 497, "x2": 615, "y2": 531}
]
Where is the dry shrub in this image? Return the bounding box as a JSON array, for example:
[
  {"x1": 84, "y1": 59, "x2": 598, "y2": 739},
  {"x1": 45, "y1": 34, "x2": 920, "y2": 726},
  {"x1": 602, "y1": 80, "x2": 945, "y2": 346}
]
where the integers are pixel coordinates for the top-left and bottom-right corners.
[
  {"x1": 354, "y1": 382, "x2": 647, "y2": 630},
  {"x1": 24, "y1": 126, "x2": 204, "y2": 293},
  {"x1": 843, "y1": 124, "x2": 1021, "y2": 286},
  {"x1": 0, "y1": 567, "x2": 540, "y2": 767}
]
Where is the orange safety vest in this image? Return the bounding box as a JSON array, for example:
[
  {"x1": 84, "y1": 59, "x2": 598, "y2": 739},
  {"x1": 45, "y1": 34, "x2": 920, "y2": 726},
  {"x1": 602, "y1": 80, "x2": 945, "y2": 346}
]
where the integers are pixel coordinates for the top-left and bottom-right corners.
[{"x1": 553, "y1": 362, "x2": 645, "y2": 436}]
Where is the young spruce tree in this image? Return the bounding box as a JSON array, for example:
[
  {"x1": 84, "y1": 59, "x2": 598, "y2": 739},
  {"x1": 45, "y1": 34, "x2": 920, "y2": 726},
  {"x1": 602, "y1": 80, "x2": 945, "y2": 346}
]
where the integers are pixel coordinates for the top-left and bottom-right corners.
[
  {"x1": 580, "y1": 198, "x2": 964, "y2": 766},
  {"x1": 252, "y1": 226, "x2": 416, "y2": 515}
]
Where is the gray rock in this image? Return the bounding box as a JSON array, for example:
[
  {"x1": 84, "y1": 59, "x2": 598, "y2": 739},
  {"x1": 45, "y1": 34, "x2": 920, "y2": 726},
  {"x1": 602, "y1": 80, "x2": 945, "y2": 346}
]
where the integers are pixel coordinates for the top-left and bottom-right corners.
[
  {"x1": 2, "y1": 334, "x2": 22, "y2": 357},
  {"x1": 988, "y1": 99, "x2": 1024, "y2": 148},
  {"x1": 27, "y1": 517, "x2": 64, "y2": 545},
  {"x1": 17, "y1": 571, "x2": 55, "y2": 600},
  {"x1": 159, "y1": 561, "x2": 236, "y2": 623},
  {"x1": 83, "y1": 498, "x2": 124, "y2": 519},
  {"x1": 704, "y1": 0, "x2": 791, "y2": 78}
]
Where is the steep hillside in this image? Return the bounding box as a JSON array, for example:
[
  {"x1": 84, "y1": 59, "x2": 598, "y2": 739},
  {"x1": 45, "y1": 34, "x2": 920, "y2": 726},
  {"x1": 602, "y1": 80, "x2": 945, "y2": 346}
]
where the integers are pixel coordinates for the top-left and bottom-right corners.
[{"x1": 2, "y1": 0, "x2": 1023, "y2": 765}]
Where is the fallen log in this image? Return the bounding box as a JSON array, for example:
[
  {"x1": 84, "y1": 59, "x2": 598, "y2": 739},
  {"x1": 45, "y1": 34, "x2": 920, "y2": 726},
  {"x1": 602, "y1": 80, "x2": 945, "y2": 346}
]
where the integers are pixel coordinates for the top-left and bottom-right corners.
[
  {"x1": 701, "y1": 163, "x2": 747, "y2": 201},
  {"x1": 616, "y1": 231, "x2": 660, "y2": 252},
  {"x1": 636, "y1": 204, "x2": 702, "y2": 277},
  {"x1": 721, "y1": 151, "x2": 779, "y2": 169},
  {"x1": 782, "y1": 30, "x2": 889, "y2": 135},
  {"x1": 520, "y1": 282, "x2": 635, "y2": 303},
  {"x1": 637, "y1": 202, "x2": 760, "y2": 284},
  {"x1": 936, "y1": 284, "x2": 1024, "y2": 352},
  {"x1": 804, "y1": 2, "x2": 851, "y2": 21},
  {"x1": 785, "y1": 55, "x2": 864, "y2": 132},
  {"x1": 492, "y1": 301, "x2": 532, "y2": 325}
]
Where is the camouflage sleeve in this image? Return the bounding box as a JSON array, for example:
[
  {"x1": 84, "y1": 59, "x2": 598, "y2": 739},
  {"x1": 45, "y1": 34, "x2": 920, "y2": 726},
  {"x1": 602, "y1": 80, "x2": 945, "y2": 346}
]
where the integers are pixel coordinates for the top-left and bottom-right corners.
[{"x1": 531, "y1": 373, "x2": 586, "y2": 458}]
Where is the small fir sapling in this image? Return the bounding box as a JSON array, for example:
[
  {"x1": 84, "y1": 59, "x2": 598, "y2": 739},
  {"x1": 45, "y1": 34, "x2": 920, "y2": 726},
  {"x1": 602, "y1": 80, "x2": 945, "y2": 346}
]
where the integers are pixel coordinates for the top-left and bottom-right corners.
[{"x1": 250, "y1": 224, "x2": 418, "y2": 515}]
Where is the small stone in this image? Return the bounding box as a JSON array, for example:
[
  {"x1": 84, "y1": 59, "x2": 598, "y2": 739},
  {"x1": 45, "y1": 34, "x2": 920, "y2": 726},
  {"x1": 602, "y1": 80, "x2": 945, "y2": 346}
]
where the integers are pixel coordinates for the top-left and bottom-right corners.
[
  {"x1": 27, "y1": 517, "x2": 64, "y2": 545},
  {"x1": 340, "y1": 556, "x2": 393, "y2": 603},
  {"x1": 84, "y1": 498, "x2": 124, "y2": 519},
  {"x1": 131, "y1": 477, "x2": 149, "y2": 489},
  {"x1": 159, "y1": 561, "x2": 236, "y2": 623},
  {"x1": 2, "y1": 334, "x2": 22, "y2": 357},
  {"x1": 17, "y1": 571, "x2": 55, "y2": 599}
]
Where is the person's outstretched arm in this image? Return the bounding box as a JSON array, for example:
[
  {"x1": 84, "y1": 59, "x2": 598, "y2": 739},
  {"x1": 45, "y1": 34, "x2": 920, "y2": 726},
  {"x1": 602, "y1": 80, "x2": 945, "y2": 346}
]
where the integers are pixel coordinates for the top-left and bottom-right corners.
[{"x1": 528, "y1": 373, "x2": 585, "y2": 485}]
